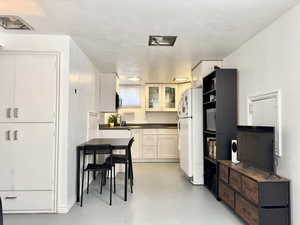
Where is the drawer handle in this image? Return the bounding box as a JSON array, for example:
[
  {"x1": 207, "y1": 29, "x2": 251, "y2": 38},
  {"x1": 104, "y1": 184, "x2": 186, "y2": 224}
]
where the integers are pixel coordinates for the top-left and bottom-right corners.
[
  {"x1": 5, "y1": 196, "x2": 17, "y2": 200},
  {"x1": 6, "y1": 108, "x2": 12, "y2": 119},
  {"x1": 6, "y1": 130, "x2": 11, "y2": 141},
  {"x1": 13, "y1": 130, "x2": 18, "y2": 141},
  {"x1": 14, "y1": 108, "x2": 19, "y2": 118}
]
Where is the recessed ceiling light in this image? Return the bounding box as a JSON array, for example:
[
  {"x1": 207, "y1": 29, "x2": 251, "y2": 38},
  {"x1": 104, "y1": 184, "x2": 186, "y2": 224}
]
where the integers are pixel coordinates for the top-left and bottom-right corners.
[
  {"x1": 149, "y1": 35, "x2": 177, "y2": 46},
  {"x1": 128, "y1": 77, "x2": 141, "y2": 81},
  {"x1": 0, "y1": 16, "x2": 33, "y2": 30},
  {"x1": 173, "y1": 77, "x2": 189, "y2": 82}
]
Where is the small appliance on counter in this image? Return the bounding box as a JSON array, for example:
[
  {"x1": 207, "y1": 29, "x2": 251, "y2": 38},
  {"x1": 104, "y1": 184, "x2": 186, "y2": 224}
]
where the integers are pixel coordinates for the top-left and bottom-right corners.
[
  {"x1": 121, "y1": 120, "x2": 127, "y2": 127},
  {"x1": 231, "y1": 139, "x2": 239, "y2": 164},
  {"x1": 178, "y1": 88, "x2": 203, "y2": 185}
]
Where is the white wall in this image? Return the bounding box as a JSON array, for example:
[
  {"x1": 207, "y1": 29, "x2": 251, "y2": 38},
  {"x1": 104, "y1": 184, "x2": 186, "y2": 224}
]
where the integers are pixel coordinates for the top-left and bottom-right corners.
[
  {"x1": 67, "y1": 39, "x2": 99, "y2": 210},
  {"x1": 224, "y1": 3, "x2": 300, "y2": 224}
]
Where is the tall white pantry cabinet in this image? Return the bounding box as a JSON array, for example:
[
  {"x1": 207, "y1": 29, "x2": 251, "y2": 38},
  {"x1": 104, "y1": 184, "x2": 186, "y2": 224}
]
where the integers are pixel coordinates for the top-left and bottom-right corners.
[{"x1": 0, "y1": 53, "x2": 58, "y2": 213}]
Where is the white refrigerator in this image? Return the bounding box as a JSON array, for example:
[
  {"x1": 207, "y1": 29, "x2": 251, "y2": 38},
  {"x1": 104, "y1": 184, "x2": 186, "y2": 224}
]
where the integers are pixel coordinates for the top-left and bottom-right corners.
[{"x1": 178, "y1": 88, "x2": 203, "y2": 185}]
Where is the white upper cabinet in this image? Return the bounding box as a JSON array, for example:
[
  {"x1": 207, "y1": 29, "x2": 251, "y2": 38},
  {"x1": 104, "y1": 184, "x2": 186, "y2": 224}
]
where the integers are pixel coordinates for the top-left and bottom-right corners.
[
  {"x1": 15, "y1": 55, "x2": 57, "y2": 123},
  {"x1": 162, "y1": 84, "x2": 178, "y2": 112},
  {"x1": 145, "y1": 84, "x2": 178, "y2": 111},
  {"x1": 145, "y1": 84, "x2": 162, "y2": 111},
  {"x1": 0, "y1": 54, "x2": 58, "y2": 123},
  {"x1": 0, "y1": 55, "x2": 15, "y2": 123},
  {"x1": 192, "y1": 60, "x2": 223, "y2": 88},
  {"x1": 98, "y1": 73, "x2": 117, "y2": 112}
]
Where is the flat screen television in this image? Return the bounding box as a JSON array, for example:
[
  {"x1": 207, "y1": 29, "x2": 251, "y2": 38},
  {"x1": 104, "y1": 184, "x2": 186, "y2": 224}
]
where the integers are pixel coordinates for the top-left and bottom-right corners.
[{"x1": 237, "y1": 126, "x2": 275, "y2": 174}]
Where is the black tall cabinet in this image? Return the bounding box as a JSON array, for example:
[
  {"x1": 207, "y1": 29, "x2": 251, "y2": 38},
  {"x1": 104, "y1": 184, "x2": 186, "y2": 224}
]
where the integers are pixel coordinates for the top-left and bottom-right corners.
[{"x1": 202, "y1": 69, "x2": 237, "y2": 198}]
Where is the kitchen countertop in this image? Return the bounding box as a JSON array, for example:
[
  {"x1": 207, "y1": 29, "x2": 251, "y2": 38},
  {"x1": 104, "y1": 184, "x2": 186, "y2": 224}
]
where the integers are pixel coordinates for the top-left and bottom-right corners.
[{"x1": 99, "y1": 123, "x2": 178, "y2": 130}]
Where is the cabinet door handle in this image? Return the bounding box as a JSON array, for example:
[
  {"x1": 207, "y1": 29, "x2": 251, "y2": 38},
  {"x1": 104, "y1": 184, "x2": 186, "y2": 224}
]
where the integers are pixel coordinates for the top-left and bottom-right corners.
[
  {"x1": 5, "y1": 196, "x2": 17, "y2": 200},
  {"x1": 14, "y1": 108, "x2": 19, "y2": 118},
  {"x1": 6, "y1": 130, "x2": 11, "y2": 141},
  {"x1": 6, "y1": 108, "x2": 12, "y2": 119},
  {"x1": 13, "y1": 130, "x2": 18, "y2": 141}
]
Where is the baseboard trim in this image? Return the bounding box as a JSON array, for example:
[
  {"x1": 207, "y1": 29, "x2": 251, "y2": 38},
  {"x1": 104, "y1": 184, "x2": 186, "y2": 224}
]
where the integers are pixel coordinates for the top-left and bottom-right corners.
[
  {"x1": 57, "y1": 205, "x2": 69, "y2": 214},
  {"x1": 4, "y1": 209, "x2": 55, "y2": 214},
  {"x1": 57, "y1": 197, "x2": 76, "y2": 214}
]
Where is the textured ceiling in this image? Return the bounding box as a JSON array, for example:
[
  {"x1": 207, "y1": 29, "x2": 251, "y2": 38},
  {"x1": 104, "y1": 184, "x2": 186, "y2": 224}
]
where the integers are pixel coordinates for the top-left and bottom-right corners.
[{"x1": 0, "y1": 0, "x2": 299, "y2": 82}]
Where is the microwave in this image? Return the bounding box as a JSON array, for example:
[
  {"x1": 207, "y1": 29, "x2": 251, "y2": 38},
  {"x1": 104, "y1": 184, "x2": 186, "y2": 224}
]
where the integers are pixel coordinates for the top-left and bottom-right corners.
[{"x1": 206, "y1": 108, "x2": 216, "y2": 131}]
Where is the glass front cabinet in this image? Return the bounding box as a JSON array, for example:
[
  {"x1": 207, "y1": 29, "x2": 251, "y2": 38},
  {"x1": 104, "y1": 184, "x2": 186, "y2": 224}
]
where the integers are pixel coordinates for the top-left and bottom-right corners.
[
  {"x1": 162, "y1": 84, "x2": 177, "y2": 111},
  {"x1": 145, "y1": 84, "x2": 178, "y2": 111}
]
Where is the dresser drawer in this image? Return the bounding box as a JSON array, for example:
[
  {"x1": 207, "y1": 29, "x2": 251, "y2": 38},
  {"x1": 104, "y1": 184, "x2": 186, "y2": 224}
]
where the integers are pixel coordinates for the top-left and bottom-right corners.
[
  {"x1": 236, "y1": 194, "x2": 259, "y2": 225},
  {"x1": 242, "y1": 176, "x2": 259, "y2": 205},
  {"x1": 0, "y1": 191, "x2": 54, "y2": 212},
  {"x1": 219, "y1": 181, "x2": 235, "y2": 209},
  {"x1": 229, "y1": 169, "x2": 242, "y2": 192},
  {"x1": 219, "y1": 164, "x2": 229, "y2": 183}
]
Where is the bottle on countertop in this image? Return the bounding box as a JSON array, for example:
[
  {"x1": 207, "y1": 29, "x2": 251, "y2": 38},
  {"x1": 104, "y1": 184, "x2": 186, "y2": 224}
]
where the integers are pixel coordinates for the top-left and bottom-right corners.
[{"x1": 117, "y1": 114, "x2": 122, "y2": 126}]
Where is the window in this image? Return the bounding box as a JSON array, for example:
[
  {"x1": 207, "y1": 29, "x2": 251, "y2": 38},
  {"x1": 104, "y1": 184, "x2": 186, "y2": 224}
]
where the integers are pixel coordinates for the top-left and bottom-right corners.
[
  {"x1": 247, "y1": 90, "x2": 282, "y2": 156},
  {"x1": 119, "y1": 85, "x2": 141, "y2": 107}
]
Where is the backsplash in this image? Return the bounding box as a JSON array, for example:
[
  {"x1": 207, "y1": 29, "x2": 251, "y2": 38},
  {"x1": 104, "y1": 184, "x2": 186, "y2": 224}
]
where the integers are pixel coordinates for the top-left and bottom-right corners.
[{"x1": 104, "y1": 109, "x2": 178, "y2": 124}]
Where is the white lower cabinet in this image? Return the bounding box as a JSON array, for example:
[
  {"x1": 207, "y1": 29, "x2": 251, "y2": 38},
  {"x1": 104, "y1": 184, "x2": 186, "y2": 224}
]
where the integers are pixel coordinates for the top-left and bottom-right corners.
[
  {"x1": 0, "y1": 124, "x2": 56, "y2": 213},
  {"x1": 97, "y1": 128, "x2": 178, "y2": 162},
  {"x1": 157, "y1": 135, "x2": 178, "y2": 159},
  {"x1": 0, "y1": 191, "x2": 54, "y2": 212},
  {"x1": 142, "y1": 134, "x2": 157, "y2": 146},
  {"x1": 139, "y1": 129, "x2": 178, "y2": 162},
  {"x1": 98, "y1": 129, "x2": 131, "y2": 138},
  {"x1": 142, "y1": 145, "x2": 157, "y2": 159},
  {"x1": 130, "y1": 129, "x2": 141, "y2": 160}
]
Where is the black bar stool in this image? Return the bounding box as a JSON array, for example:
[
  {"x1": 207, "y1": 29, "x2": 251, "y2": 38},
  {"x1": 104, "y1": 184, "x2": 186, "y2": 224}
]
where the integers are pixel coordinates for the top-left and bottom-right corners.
[
  {"x1": 106, "y1": 138, "x2": 134, "y2": 201},
  {"x1": 80, "y1": 144, "x2": 113, "y2": 206}
]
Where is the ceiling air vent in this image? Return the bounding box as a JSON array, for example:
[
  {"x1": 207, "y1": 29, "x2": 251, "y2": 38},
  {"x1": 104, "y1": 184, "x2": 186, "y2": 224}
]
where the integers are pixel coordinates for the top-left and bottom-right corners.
[
  {"x1": 149, "y1": 35, "x2": 177, "y2": 46},
  {"x1": 0, "y1": 16, "x2": 33, "y2": 30}
]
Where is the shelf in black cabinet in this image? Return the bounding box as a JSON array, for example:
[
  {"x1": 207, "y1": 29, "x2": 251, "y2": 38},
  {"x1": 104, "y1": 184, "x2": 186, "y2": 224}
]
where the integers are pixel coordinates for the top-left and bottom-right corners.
[
  {"x1": 203, "y1": 69, "x2": 237, "y2": 200},
  {"x1": 203, "y1": 100, "x2": 216, "y2": 105},
  {"x1": 205, "y1": 156, "x2": 217, "y2": 165},
  {"x1": 203, "y1": 89, "x2": 216, "y2": 95},
  {"x1": 204, "y1": 130, "x2": 216, "y2": 135}
]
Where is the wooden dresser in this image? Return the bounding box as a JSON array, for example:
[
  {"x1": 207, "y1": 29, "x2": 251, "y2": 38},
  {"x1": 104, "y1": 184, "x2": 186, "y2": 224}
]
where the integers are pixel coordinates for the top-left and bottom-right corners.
[{"x1": 218, "y1": 160, "x2": 290, "y2": 225}]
